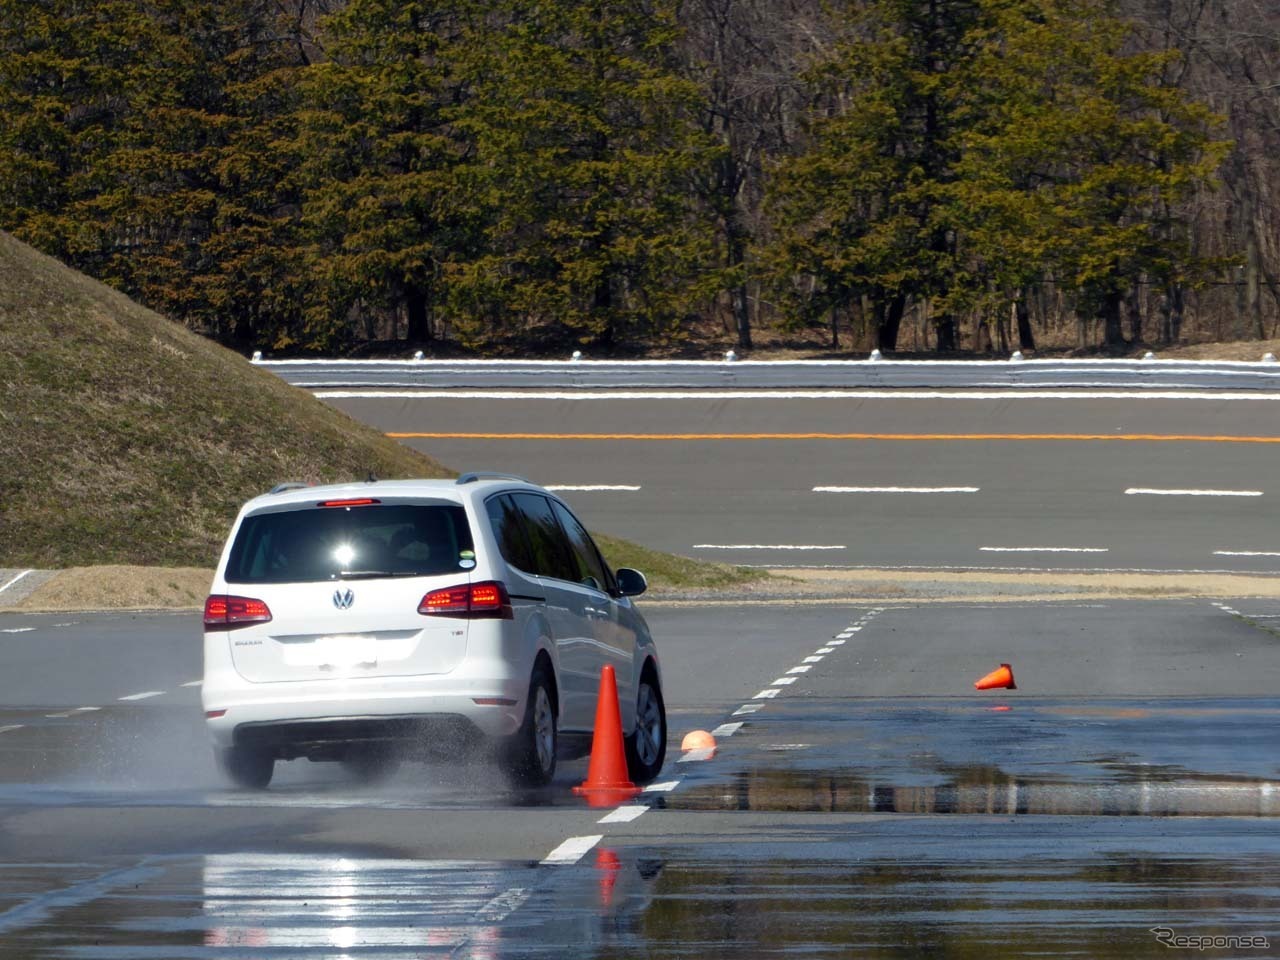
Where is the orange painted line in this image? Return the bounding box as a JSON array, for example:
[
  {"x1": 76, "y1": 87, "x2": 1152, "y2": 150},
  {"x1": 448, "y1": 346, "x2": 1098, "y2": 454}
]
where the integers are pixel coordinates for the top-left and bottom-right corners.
[{"x1": 387, "y1": 432, "x2": 1280, "y2": 443}]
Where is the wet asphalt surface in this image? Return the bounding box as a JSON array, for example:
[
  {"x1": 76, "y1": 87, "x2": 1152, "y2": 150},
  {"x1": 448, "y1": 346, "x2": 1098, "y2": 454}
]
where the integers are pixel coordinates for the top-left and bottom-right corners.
[{"x1": 2, "y1": 600, "x2": 1280, "y2": 957}]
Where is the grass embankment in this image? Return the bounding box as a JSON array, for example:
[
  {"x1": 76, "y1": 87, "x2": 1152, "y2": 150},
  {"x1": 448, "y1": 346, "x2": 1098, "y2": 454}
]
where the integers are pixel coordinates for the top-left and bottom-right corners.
[{"x1": 0, "y1": 231, "x2": 759, "y2": 597}]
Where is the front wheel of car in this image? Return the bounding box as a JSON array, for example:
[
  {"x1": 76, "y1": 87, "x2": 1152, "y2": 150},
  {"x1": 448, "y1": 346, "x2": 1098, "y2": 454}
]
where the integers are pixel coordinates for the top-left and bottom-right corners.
[
  {"x1": 216, "y1": 745, "x2": 274, "y2": 790},
  {"x1": 626, "y1": 666, "x2": 667, "y2": 783},
  {"x1": 502, "y1": 666, "x2": 557, "y2": 788}
]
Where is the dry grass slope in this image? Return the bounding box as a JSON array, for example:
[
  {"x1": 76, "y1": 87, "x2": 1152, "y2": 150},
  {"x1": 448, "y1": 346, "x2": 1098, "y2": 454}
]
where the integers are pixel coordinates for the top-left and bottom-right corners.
[
  {"x1": 0, "y1": 233, "x2": 762, "y2": 591},
  {"x1": 0, "y1": 231, "x2": 454, "y2": 567}
]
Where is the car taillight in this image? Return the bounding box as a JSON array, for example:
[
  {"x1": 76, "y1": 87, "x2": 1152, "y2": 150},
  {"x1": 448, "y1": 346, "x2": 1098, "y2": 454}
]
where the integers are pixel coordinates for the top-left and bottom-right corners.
[
  {"x1": 418, "y1": 581, "x2": 513, "y2": 620},
  {"x1": 204, "y1": 595, "x2": 273, "y2": 630}
]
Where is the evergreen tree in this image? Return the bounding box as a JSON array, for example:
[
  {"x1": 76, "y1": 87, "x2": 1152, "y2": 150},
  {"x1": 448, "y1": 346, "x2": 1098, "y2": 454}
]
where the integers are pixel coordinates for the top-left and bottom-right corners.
[{"x1": 448, "y1": 0, "x2": 717, "y2": 349}]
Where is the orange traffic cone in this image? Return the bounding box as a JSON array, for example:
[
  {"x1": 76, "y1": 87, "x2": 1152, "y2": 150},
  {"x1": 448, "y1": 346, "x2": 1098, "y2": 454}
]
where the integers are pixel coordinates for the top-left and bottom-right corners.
[
  {"x1": 975, "y1": 663, "x2": 1016, "y2": 690},
  {"x1": 573, "y1": 664, "x2": 641, "y2": 807}
]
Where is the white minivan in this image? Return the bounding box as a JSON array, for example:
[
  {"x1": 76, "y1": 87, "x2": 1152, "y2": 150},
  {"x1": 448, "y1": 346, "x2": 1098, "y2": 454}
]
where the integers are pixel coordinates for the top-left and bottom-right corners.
[{"x1": 201, "y1": 474, "x2": 666, "y2": 789}]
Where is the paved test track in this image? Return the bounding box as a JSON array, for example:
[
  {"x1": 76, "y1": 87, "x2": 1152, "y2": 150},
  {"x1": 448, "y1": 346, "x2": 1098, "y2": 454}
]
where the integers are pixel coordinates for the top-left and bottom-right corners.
[
  {"x1": 322, "y1": 391, "x2": 1280, "y2": 573},
  {"x1": 2, "y1": 600, "x2": 1280, "y2": 956}
]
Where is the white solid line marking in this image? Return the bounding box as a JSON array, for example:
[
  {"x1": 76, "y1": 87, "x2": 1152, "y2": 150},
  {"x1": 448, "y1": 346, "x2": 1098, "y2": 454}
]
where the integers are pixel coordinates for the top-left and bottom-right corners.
[
  {"x1": 980, "y1": 546, "x2": 1110, "y2": 553},
  {"x1": 0, "y1": 627, "x2": 35, "y2": 634},
  {"x1": 678, "y1": 746, "x2": 717, "y2": 763},
  {"x1": 316, "y1": 389, "x2": 1280, "y2": 402},
  {"x1": 541, "y1": 835, "x2": 603, "y2": 866},
  {"x1": 1126, "y1": 487, "x2": 1263, "y2": 497},
  {"x1": 814, "y1": 486, "x2": 979, "y2": 494},
  {"x1": 815, "y1": 647, "x2": 836, "y2": 654},
  {"x1": 786, "y1": 665, "x2": 812, "y2": 674},
  {"x1": 693, "y1": 544, "x2": 846, "y2": 551},
  {"x1": 0, "y1": 569, "x2": 34, "y2": 595},
  {"x1": 711, "y1": 722, "x2": 744, "y2": 738},
  {"x1": 752, "y1": 688, "x2": 780, "y2": 699},
  {"x1": 1214, "y1": 551, "x2": 1280, "y2": 557},
  {"x1": 118, "y1": 691, "x2": 164, "y2": 702},
  {"x1": 643, "y1": 780, "x2": 681, "y2": 793},
  {"x1": 598, "y1": 805, "x2": 648, "y2": 824},
  {"x1": 544, "y1": 485, "x2": 641, "y2": 492},
  {"x1": 771, "y1": 677, "x2": 798, "y2": 686},
  {"x1": 0, "y1": 725, "x2": 23, "y2": 734},
  {"x1": 802, "y1": 655, "x2": 824, "y2": 664},
  {"x1": 732, "y1": 703, "x2": 763, "y2": 716},
  {"x1": 180, "y1": 680, "x2": 202, "y2": 688}
]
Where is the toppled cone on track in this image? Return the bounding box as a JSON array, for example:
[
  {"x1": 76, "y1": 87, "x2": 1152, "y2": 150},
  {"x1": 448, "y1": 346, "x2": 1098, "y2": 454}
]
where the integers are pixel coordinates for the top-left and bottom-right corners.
[
  {"x1": 681, "y1": 729, "x2": 716, "y2": 753},
  {"x1": 573, "y1": 664, "x2": 641, "y2": 807},
  {"x1": 975, "y1": 663, "x2": 1017, "y2": 690}
]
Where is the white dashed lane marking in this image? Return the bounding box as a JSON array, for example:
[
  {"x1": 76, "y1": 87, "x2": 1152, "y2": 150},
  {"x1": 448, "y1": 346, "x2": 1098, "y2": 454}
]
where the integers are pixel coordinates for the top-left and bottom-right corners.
[
  {"x1": 541, "y1": 835, "x2": 603, "y2": 865},
  {"x1": 0, "y1": 725, "x2": 23, "y2": 734},
  {"x1": 1127, "y1": 488, "x2": 1263, "y2": 497},
  {"x1": 597, "y1": 806, "x2": 648, "y2": 824},
  {"x1": 771, "y1": 677, "x2": 797, "y2": 685},
  {"x1": 752, "y1": 688, "x2": 781, "y2": 699},
  {"x1": 732, "y1": 703, "x2": 763, "y2": 716},
  {"x1": 693, "y1": 544, "x2": 846, "y2": 551},
  {"x1": 118, "y1": 691, "x2": 165, "y2": 702},
  {"x1": 677, "y1": 747, "x2": 716, "y2": 763},
  {"x1": 786, "y1": 665, "x2": 811, "y2": 674},
  {"x1": 180, "y1": 680, "x2": 202, "y2": 688},
  {"x1": 643, "y1": 781, "x2": 681, "y2": 793},
  {"x1": 814, "y1": 486, "x2": 979, "y2": 494},
  {"x1": 1214, "y1": 551, "x2": 1280, "y2": 557},
  {"x1": 711, "y1": 722, "x2": 743, "y2": 738}
]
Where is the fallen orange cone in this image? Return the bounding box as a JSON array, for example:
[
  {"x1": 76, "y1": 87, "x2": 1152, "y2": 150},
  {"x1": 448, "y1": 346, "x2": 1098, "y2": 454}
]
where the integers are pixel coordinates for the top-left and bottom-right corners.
[
  {"x1": 975, "y1": 663, "x2": 1016, "y2": 690},
  {"x1": 681, "y1": 730, "x2": 716, "y2": 753},
  {"x1": 573, "y1": 664, "x2": 641, "y2": 807}
]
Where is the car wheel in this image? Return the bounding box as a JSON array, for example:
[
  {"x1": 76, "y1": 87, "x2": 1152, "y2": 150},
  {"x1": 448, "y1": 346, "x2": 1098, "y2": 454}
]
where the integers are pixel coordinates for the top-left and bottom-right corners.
[
  {"x1": 216, "y1": 745, "x2": 274, "y2": 790},
  {"x1": 341, "y1": 749, "x2": 401, "y2": 784},
  {"x1": 626, "y1": 666, "x2": 667, "y2": 783},
  {"x1": 502, "y1": 666, "x2": 557, "y2": 788}
]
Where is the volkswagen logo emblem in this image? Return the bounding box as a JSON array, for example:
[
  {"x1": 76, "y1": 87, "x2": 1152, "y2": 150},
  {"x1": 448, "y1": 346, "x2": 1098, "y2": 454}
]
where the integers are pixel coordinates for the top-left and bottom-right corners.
[{"x1": 333, "y1": 588, "x2": 355, "y2": 610}]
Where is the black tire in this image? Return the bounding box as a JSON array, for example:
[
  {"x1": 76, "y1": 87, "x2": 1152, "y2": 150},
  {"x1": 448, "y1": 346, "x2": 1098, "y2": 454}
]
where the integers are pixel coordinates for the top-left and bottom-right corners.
[
  {"x1": 341, "y1": 749, "x2": 401, "y2": 784},
  {"x1": 626, "y1": 665, "x2": 667, "y2": 783},
  {"x1": 216, "y1": 745, "x2": 274, "y2": 790},
  {"x1": 502, "y1": 665, "x2": 557, "y2": 788}
]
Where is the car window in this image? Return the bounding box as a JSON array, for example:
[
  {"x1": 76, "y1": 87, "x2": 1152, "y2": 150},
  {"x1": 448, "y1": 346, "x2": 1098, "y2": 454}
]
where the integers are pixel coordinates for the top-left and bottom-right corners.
[
  {"x1": 551, "y1": 500, "x2": 611, "y2": 593},
  {"x1": 485, "y1": 494, "x2": 536, "y2": 573},
  {"x1": 225, "y1": 503, "x2": 474, "y2": 583},
  {"x1": 509, "y1": 493, "x2": 578, "y2": 582}
]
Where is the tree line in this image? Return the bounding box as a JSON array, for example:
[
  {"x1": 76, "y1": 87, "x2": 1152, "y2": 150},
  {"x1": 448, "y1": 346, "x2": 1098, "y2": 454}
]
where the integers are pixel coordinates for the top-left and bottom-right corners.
[{"x1": 0, "y1": 0, "x2": 1265, "y2": 355}]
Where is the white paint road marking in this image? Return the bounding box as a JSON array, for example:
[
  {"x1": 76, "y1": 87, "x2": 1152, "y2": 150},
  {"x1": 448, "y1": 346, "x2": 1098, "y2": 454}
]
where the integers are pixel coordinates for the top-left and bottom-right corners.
[
  {"x1": 45, "y1": 712, "x2": 71, "y2": 719},
  {"x1": 118, "y1": 691, "x2": 165, "y2": 702},
  {"x1": 316, "y1": 389, "x2": 1280, "y2": 402},
  {"x1": 712, "y1": 722, "x2": 744, "y2": 738},
  {"x1": 643, "y1": 780, "x2": 682, "y2": 793},
  {"x1": 0, "y1": 570, "x2": 34, "y2": 595},
  {"x1": 541, "y1": 835, "x2": 603, "y2": 865},
  {"x1": 752, "y1": 688, "x2": 781, "y2": 699},
  {"x1": 802, "y1": 655, "x2": 824, "y2": 664},
  {"x1": 828, "y1": 639, "x2": 846, "y2": 646},
  {"x1": 786, "y1": 665, "x2": 812, "y2": 674},
  {"x1": 0, "y1": 725, "x2": 23, "y2": 734},
  {"x1": 771, "y1": 676, "x2": 798, "y2": 686},
  {"x1": 694, "y1": 544, "x2": 846, "y2": 551},
  {"x1": 180, "y1": 680, "x2": 202, "y2": 688},
  {"x1": 980, "y1": 546, "x2": 1110, "y2": 553},
  {"x1": 678, "y1": 747, "x2": 716, "y2": 763},
  {"x1": 0, "y1": 628, "x2": 35, "y2": 634},
  {"x1": 814, "y1": 486, "x2": 979, "y2": 494},
  {"x1": 815, "y1": 647, "x2": 836, "y2": 654},
  {"x1": 473, "y1": 887, "x2": 531, "y2": 925},
  {"x1": 732, "y1": 703, "x2": 763, "y2": 716},
  {"x1": 1214, "y1": 551, "x2": 1280, "y2": 557},
  {"x1": 1126, "y1": 487, "x2": 1263, "y2": 497},
  {"x1": 597, "y1": 805, "x2": 649, "y2": 824},
  {"x1": 544, "y1": 485, "x2": 641, "y2": 492},
  {"x1": 74, "y1": 706, "x2": 100, "y2": 713}
]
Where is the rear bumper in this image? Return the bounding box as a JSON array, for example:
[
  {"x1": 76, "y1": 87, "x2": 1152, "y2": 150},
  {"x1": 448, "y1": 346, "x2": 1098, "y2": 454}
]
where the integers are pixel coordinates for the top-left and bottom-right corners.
[
  {"x1": 202, "y1": 679, "x2": 527, "y2": 750},
  {"x1": 232, "y1": 714, "x2": 488, "y2": 761}
]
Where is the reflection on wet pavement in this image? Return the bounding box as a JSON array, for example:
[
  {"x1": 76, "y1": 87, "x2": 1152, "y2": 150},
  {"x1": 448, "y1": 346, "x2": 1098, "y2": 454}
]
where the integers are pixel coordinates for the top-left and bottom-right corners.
[{"x1": 665, "y1": 696, "x2": 1280, "y2": 817}]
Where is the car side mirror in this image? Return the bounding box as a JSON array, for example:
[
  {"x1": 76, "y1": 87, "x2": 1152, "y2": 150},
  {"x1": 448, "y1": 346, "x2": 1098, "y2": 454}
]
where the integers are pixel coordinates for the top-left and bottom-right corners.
[{"x1": 614, "y1": 568, "x2": 647, "y2": 598}]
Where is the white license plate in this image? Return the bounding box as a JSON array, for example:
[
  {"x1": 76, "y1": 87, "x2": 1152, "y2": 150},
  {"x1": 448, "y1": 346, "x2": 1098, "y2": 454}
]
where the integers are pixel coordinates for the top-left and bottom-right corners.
[{"x1": 313, "y1": 635, "x2": 378, "y2": 667}]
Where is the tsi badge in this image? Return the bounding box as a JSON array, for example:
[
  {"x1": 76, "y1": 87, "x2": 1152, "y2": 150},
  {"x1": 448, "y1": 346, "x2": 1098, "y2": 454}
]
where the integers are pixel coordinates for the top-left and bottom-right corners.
[{"x1": 333, "y1": 588, "x2": 355, "y2": 611}]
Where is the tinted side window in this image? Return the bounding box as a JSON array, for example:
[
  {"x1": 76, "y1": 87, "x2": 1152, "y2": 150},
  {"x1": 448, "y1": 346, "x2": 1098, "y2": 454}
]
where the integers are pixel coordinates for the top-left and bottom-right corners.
[
  {"x1": 226, "y1": 503, "x2": 474, "y2": 583},
  {"x1": 551, "y1": 500, "x2": 610, "y2": 592},
  {"x1": 510, "y1": 493, "x2": 578, "y2": 582},
  {"x1": 485, "y1": 494, "x2": 535, "y2": 573}
]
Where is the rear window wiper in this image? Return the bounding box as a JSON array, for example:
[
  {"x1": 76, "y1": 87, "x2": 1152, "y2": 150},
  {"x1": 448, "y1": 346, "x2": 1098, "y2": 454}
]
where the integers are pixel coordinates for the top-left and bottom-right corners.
[{"x1": 332, "y1": 570, "x2": 428, "y2": 580}]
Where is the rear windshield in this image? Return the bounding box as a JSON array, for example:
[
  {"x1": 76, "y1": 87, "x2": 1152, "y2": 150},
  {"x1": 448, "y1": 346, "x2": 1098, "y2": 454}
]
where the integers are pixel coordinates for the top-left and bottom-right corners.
[{"x1": 225, "y1": 503, "x2": 475, "y2": 584}]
